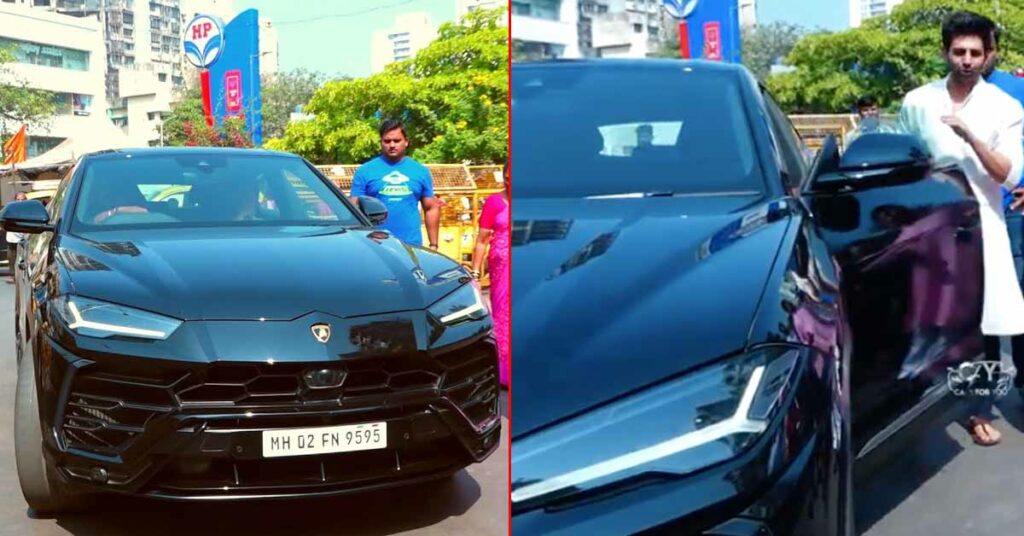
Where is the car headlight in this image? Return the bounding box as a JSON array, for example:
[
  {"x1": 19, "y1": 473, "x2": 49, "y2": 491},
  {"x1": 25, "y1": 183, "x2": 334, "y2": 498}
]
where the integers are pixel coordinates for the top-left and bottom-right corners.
[
  {"x1": 511, "y1": 345, "x2": 805, "y2": 507},
  {"x1": 428, "y1": 282, "x2": 489, "y2": 325},
  {"x1": 52, "y1": 295, "x2": 183, "y2": 340}
]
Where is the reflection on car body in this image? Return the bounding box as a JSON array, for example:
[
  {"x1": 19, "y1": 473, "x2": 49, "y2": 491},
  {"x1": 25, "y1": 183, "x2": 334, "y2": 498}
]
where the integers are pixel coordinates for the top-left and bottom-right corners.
[{"x1": 510, "y1": 60, "x2": 983, "y2": 536}]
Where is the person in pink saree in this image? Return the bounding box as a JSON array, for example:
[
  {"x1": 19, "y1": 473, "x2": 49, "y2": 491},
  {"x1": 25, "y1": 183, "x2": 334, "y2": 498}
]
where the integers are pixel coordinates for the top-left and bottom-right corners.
[{"x1": 472, "y1": 161, "x2": 510, "y2": 388}]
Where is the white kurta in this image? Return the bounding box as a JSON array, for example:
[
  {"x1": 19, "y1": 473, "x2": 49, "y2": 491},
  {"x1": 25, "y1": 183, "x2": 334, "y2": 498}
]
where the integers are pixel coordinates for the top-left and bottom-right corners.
[{"x1": 899, "y1": 77, "x2": 1024, "y2": 336}]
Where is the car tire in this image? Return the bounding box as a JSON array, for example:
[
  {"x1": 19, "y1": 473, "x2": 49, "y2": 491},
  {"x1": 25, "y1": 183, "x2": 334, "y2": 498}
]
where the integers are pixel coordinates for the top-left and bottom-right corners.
[{"x1": 14, "y1": 352, "x2": 85, "y2": 514}]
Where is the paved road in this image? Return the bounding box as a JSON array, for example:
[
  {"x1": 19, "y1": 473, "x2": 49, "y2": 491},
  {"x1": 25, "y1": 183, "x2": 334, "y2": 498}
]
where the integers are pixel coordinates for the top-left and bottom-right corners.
[
  {"x1": 0, "y1": 279, "x2": 508, "y2": 536},
  {"x1": 857, "y1": 340, "x2": 1024, "y2": 535}
]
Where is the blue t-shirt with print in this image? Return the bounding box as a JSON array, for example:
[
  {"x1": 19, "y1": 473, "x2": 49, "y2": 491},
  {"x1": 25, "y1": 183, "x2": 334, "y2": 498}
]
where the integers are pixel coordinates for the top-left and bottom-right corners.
[
  {"x1": 350, "y1": 156, "x2": 434, "y2": 246},
  {"x1": 986, "y1": 70, "x2": 1024, "y2": 212}
]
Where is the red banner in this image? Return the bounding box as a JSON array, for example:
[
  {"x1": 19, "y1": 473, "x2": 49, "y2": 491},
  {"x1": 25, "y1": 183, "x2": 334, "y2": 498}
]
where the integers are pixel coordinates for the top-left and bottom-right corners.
[
  {"x1": 704, "y1": 22, "x2": 722, "y2": 61},
  {"x1": 678, "y1": 21, "x2": 691, "y2": 59},
  {"x1": 225, "y1": 70, "x2": 242, "y2": 114},
  {"x1": 200, "y1": 70, "x2": 214, "y2": 128}
]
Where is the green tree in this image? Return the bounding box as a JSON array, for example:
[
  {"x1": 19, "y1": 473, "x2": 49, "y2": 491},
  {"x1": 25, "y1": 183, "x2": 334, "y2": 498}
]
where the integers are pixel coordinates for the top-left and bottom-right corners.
[
  {"x1": 741, "y1": 22, "x2": 806, "y2": 80},
  {"x1": 649, "y1": 20, "x2": 803, "y2": 80},
  {"x1": 0, "y1": 46, "x2": 57, "y2": 142},
  {"x1": 161, "y1": 88, "x2": 253, "y2": 148},
  {"x1": 767, "y1": 0, "x2": 1024, "y2": 113},
  {"x1": 261, "y1": 68, "x2": 331, "y2": 139},
  {"x1": 267, "y1": 6, "x2": 508, "y2": 164}
]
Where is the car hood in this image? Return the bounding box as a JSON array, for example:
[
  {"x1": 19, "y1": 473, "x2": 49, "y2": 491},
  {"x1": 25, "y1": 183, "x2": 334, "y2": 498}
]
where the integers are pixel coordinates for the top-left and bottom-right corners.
[
  {"x1": 57, "y1": 226, "x2": 466, "y2": 321},
  {"x1": 512, "y1": 195, "x2": 792, "y2": 438}
]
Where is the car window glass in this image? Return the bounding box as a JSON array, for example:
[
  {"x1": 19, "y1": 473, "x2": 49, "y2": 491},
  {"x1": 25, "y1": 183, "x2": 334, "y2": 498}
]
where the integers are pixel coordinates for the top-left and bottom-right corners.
[
  {"x1": 512, "y1": 65, "x2": 765, "y2": 198},
  {"x1": 70, "y1": 154, "x2": 359, "y2": 231},
  {"x1": 762, "y1": 92, "x2": 809, "y2": 187},
  {"x1": 47, "y1": 164, "x2": 75, "y2": 222}
]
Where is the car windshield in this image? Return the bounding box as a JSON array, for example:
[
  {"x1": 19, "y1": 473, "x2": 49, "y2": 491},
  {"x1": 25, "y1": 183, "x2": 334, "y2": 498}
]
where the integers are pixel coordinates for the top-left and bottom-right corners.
[
  {"x1": 70, "y1": 153, "x2": 361, "y2": 231},
  {"x1": 511, "y1": 63, "x2": 766, "y2": 198}
]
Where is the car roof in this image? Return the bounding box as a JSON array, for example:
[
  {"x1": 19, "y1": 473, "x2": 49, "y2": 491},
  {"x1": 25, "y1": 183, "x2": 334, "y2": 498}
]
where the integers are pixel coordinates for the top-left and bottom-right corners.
[
  {"x1": 512, "y1": 58, "x2": 751, "y2": 76},
  {"x1": 79, "y1": 147, "x2": 297, "y2": 161}
]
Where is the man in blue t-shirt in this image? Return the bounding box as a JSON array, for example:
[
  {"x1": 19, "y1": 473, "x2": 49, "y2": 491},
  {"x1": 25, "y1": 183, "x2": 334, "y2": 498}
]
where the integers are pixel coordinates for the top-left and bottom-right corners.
[
  {"x1": 984, "y1": 24, "x2": 1024, "y2": 395},
  {"x1": 350, "y1": 119, "x2": 440, "y2": 249}
]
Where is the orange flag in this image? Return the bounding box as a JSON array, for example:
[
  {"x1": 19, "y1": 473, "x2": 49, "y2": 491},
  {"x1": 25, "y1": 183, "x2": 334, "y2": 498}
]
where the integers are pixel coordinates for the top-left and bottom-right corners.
[{"x1": 2, "y1": 124, "x2": 28, "y2": 165}]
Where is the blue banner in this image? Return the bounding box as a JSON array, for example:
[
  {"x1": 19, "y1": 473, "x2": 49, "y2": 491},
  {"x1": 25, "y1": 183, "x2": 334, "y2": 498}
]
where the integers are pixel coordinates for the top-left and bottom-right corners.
[
  {"x1": 207, "y1": 9, "x2": 263, "y2": 146},
  {"x1": 666, "y1": 0, "x2": 741, "y2": 64}
]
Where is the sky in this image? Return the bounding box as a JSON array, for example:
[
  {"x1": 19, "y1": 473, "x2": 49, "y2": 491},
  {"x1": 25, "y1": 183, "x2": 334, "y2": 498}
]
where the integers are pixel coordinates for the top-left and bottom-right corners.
[
  {"x1": 757, "y1": 0, "x2": 849, "y2": 32},
  {"x1": 232, "y1": 0, "x2": 847, "y2": 77},
  {"x1": 234, "y1": 0, "x2": 457, "y2": 78}
]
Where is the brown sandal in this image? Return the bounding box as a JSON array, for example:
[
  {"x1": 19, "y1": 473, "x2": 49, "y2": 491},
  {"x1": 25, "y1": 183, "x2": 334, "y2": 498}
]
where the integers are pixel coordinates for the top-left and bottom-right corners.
[{"x1": 969, "y1": 416, "x2": 1002, "y2": 446}]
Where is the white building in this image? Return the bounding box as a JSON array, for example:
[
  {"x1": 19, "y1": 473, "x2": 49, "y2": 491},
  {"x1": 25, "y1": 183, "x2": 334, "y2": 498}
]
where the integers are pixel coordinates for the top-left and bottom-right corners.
[
  {"x1": 0, "y1": 3, "x2": 112, "y2": 156},
  {"x1": 370, "y1": 12, "x2": 438, "y2": 74},
  {"x1": 456, "y1": 0, "x2": 506, "y2": 21},
  {"x1": 849, "y1": 0, "x2": 905, "y2": 28},
  {"x1": 511, "y1": 0, "x2": 580, "y2": 59},
  {"x1": 581, "y1": 0, "x2": 662, "y2": 59},
  {"x1": 739, "y1": 0, "x2": 757, "y2": 27},
  {"x1": 23, "y1": 0, "x2": 277, "y2": 146}
]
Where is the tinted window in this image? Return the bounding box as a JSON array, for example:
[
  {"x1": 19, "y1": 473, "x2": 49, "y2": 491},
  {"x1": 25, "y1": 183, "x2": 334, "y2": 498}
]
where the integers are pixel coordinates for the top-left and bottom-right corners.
[
  {"x1": 512, "y1": 64, "x2": 765, "y2": 198},
  {"x1": 762, "y1": 92, "x2": 809, "y2": 187},
  {"x1": 70, "y1": 153, "x2": 360, "y2": 231}
]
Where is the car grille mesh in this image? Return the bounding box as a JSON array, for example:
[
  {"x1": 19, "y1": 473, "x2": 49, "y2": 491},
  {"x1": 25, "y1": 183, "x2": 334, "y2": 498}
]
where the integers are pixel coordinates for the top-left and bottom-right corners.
[{"x1": 61, "y1": 341, "x2": 497, "y2": 455}]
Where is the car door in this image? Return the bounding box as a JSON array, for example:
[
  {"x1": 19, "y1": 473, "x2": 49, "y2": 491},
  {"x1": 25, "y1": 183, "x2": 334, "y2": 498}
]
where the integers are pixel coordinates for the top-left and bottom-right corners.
[{"x1": 801, "y1": 133, "x2": 983, "y2": 457}]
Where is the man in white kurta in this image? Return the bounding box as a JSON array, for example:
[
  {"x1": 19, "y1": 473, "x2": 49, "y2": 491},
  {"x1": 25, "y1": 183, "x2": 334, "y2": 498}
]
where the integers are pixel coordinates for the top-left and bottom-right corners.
[{"x1": 899, "y1": 11, "x2": 1024, "y2": 445}]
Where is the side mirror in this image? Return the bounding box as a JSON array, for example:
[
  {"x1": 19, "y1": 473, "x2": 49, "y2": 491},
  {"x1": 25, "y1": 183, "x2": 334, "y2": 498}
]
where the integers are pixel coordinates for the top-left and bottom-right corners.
[
  {"x1": 0, "y1": 200, "x2": 53, "y2": 234},
  {"x1": 357, "y1": 196, "x2": 388, "y2": 225},
  {"x1": 810, "y1": 133, "x2": 931, "y2": 192}
]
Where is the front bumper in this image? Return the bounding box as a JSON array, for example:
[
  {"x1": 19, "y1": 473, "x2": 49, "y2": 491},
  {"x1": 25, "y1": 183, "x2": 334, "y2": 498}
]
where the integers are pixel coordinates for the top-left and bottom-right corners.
[{"x1": 38, "y1": 335, "x2": 501, "y2": 500}]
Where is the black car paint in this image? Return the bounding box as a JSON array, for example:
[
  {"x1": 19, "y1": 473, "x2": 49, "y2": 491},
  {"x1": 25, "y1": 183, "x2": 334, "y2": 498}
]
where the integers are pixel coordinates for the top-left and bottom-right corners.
[
  {"x1": 511, "y1": 60, "x2": 982, "y2": 535},
  {"x1": 8, "y1": 148, "x2": 501, "y2": 501}
]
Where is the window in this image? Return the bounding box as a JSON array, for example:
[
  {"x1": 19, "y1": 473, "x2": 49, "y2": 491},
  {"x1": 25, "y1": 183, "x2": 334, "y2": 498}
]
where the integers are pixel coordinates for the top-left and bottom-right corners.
[
  {"x1": 633, "y1": 23, "x2": 643, "y2": 33},
  {"x1": 597, "y1": 5, "x2": 609, "y2": 13},
  {"x1": 147, "y1": 112, "x2": 159, "y2": 121},
  {"x1": 71, "y1": 154, "x2": 361, "y2": 231},
  {"x1": 511, "y1": 1, "x2": 530, "y2": 16},
  {"x1": 512, "y1": 64, "x2": 764, "y2": 198},
  {"x1": 158, "y1": 73, "x2": 167, "y2": 82},
  {"x1": 72, "y1": 94, "x2": 92, "y2": 115},
  {"x1": 387, "y1": 32, "x2": 410, "y2": 40},
  {"x1": 393, "y1": 47, "x2": 411, "y2": 55},
  {"x1": 0, "y1": 37, "x2": 89, "y2": 71},
  {"x1": 123, "y1": 12, "x2": 134, "y2": 25},
  {"x1": 392, "y1": 39, "x2": 410, "y2": 47},
  {"x1": 34, "y1": 0, "x2": 52, "y2": 6},
  {"x1": 27, "y1": 136, "x2": 64, "y2": 158},
  {"x1": 762, "y1": 91, "x2": 808, "y2": 187}
]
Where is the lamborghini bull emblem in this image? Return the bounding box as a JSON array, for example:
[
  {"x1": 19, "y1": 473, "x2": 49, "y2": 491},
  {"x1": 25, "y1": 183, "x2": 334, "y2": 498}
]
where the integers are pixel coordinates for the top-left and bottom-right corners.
[{"x1": 311, "y1": 323, "x2": 332, "y2": 344}]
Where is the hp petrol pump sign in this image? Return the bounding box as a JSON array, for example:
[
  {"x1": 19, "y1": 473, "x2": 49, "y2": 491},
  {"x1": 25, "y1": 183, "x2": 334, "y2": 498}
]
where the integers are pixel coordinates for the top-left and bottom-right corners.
[{"x1": 184, "y1": 15, "x2": 225, "y2": 68}]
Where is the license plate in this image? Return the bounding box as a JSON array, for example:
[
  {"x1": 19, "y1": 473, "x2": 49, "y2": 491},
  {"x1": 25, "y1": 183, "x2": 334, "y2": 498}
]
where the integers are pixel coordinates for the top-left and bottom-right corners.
[{"x1": 261, "y1": 422, "x2": 387, "y2": 458}]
